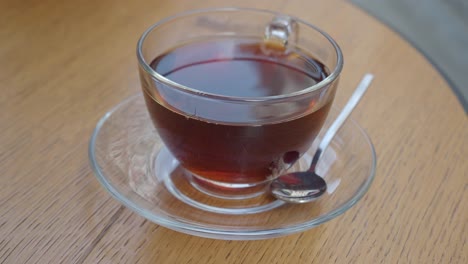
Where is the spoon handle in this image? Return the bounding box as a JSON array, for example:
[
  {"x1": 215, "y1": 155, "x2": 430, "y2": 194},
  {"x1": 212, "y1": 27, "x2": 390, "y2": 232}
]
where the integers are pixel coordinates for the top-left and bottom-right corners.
[{"x1": 310, "y1": 74, "x2": 374, "y2": 170}]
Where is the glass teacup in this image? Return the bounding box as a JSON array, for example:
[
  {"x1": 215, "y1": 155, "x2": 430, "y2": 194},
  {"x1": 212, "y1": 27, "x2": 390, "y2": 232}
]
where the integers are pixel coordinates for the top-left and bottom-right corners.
[{"x1": 137, "y1": 8, "x2": 343, "y2": 198}]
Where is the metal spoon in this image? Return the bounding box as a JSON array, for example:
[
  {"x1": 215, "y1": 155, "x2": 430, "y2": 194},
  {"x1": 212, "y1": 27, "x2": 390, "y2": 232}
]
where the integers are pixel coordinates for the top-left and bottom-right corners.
[{"x1": 270, "y1": 74, "x2": 374, "y2": 203}]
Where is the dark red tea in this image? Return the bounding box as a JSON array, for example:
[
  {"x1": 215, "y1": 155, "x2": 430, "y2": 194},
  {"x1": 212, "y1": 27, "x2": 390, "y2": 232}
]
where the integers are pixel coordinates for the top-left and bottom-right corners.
[{"x1": 142, "y1": 39, "x2": 333, "y2": 183}]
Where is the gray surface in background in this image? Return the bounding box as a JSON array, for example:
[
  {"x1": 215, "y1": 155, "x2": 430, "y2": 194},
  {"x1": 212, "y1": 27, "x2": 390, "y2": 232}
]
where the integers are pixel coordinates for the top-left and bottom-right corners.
[{"x1": 351, "y1": 0, "x2": 468, "y2": 111}]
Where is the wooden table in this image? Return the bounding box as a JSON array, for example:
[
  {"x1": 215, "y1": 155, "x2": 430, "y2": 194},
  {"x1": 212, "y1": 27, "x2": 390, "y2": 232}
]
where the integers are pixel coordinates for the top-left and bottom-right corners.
[{"x1": 1, "y1": 0, "x2": 466, "y2": 263}]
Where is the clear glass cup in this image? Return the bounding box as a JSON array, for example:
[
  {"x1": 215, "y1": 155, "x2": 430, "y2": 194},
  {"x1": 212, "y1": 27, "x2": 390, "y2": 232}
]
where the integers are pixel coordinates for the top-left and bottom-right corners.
[{"x1": 137, "y1": 8, "x2": 343, "y2": 198}]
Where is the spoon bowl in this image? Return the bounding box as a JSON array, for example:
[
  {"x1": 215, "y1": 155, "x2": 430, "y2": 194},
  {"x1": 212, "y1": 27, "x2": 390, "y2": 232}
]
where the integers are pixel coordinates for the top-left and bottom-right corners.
[{"x1": 271, "y1": 171, "x2": 327, "y2": 203}]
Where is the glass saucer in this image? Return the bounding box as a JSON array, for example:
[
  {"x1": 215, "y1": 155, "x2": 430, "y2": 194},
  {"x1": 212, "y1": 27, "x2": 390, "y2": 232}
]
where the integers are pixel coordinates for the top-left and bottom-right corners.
[{"x1": 89, "y1": 94, "x2": 376, "y2": 240}]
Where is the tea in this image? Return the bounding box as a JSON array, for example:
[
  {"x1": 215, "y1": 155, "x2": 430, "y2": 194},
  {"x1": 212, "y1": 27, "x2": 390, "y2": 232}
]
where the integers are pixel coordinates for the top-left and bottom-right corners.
[{"x1": 143, "y1": 38, "x2": 332, "y2": 183}]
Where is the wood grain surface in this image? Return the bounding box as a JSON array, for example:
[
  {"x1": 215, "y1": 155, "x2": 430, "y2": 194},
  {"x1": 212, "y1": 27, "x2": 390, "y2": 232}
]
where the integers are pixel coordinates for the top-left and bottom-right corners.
[{"x1": 1, "y1": 0, "x2": 466, "y2": 263}]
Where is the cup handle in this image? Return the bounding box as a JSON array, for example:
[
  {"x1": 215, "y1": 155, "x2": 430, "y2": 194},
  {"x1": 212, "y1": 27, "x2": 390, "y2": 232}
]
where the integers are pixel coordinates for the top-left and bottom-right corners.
[{"x1": 264, "y1": 15, "x2": 298, "y2": 47}]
